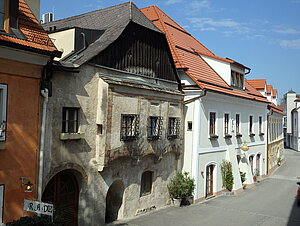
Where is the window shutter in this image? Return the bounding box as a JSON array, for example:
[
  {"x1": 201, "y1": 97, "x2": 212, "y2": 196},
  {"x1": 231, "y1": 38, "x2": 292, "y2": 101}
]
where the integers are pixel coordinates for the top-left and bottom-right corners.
[{"x1": 9, "y1": 0, "x2": 19, "y2": 29}]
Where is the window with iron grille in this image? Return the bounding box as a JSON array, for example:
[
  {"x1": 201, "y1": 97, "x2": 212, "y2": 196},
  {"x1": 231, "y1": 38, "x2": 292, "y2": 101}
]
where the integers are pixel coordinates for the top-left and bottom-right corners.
[
  {"x1": 209, "y1": 112, "x2": 216, "y2": 136},
  {"x1": 168, "y1": 117, "x2": 180, "y2": 139},
  {"x1": 0, "y1": 84, "x2": 7, "y2": 141},
  {"x1": 140, "y1": 171, "x2": 153, "y2": 196},
  {"x1": 121, "y1": 114, "x2": 139, "y2": 140},
  {"x1": 148, "y1": 116, "x2": 162, "y2": 140},
  {"x1": 62, "y1": 107, "x2": 79, "y2": 133}
]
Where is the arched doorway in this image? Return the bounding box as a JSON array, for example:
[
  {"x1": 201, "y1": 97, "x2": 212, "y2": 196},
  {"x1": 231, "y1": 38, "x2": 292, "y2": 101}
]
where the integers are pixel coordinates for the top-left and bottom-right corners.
[
  {"x1": 105, "y1": 180, "x2": 124, "y2": 223},
  {"x1": 205, "y1": 164, "x2": 215, "y2": 197},
  {"x1": 42, "y1": 170, "x2": 79, "y2": 226},
  {"x1": 249, "y1": 155, "x2": 254, "y2": 174}
]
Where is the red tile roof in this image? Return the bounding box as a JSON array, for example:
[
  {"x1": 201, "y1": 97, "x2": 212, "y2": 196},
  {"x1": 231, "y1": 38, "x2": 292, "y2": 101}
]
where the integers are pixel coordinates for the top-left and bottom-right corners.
[
  {"x1": 0, "y1": 0, "x2": 58, "y2": 55},
  {"x1": 247, "y1": 79, "x2": 266, "y2": 90},
  {"x1": 141, "y1": 6, "x2": 269, "y2": 104},
  {"x1": 266, "y1": 85, "x2": 273, "y2": 94},
  {"x1": 269, "y1": 103, "x2": 285, "y2": 115}
]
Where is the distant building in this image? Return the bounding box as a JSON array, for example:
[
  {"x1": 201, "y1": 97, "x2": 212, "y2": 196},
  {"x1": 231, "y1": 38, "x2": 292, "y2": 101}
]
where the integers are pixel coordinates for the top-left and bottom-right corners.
[
  {"x1": 284, "y1": 90, "x2": 300, "y2": 151},
  {"x1": 0, "y1": 0, "x2": 59, "y2": 223},
  {"x1": 42, "y1": 3, "x2": 183, "y2": 225}
]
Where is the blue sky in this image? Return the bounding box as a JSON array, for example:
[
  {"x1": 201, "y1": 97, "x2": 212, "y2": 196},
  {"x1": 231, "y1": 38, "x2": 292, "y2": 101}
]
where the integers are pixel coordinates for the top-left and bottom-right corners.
[{"x1": 41, "y1": 0, "x2": 300, "y2": 101}]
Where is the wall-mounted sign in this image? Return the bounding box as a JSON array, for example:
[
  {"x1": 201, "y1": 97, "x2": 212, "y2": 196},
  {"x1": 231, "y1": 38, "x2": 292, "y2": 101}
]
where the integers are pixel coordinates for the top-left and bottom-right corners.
[{"x1": 24, "y1": 199, "x2": 53, "y2": 216}]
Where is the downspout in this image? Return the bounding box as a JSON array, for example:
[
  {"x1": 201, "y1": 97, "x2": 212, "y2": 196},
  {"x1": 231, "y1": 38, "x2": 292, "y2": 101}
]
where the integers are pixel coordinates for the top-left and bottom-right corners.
[
  {"x1": 184, "y1": 89, "x2": 207, "y2": 104},
  {"x1": 266, "y1": 109, "x2": 273, "y2": 175},
  {"x1": 38, "y1": 88, "x2": 48, "y2": 202}
]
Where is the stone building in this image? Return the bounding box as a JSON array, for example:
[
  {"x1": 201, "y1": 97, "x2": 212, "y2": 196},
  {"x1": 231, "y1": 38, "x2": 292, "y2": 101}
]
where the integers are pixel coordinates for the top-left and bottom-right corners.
[{"x1": 41, "y1": 3, "x2": 183, "y2": 225}]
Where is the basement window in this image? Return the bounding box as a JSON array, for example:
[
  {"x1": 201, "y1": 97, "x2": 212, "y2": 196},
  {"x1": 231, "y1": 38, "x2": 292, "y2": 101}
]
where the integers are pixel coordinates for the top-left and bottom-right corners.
[{"x1": 140, "y1": 171, "x2": 153, "y2": 196}]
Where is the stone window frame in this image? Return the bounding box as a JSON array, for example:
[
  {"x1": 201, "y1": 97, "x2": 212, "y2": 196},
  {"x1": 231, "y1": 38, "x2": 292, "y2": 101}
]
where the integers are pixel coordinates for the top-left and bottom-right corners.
[
  {"x1": 147, "y1": 116, "x2": 163, "y2": 140},
  {"x1": 120, "y1": 114, "x2": 139, "y2": 141},
  {"x1": 62, "y1": 107, "x2": 79, "y2": 133},
  {"x1": 167, "y1": 117, "x2": 180, "y2": 139},
  {"x1": 140, "y1": 171, "x2": 153, "y2": 196}
]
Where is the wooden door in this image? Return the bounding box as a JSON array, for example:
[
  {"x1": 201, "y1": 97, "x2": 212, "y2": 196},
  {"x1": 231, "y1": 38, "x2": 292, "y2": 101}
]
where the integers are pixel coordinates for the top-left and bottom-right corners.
[
  {"x1": 42, "y1": 170, "x2": 79, "y2": 226},
  {"x1": 206, "y1": 165, "x2": 214, "y2": 197}
]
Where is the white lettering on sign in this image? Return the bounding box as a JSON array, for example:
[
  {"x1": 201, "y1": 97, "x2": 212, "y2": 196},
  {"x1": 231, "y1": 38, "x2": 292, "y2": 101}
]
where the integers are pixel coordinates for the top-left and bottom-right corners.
[{"x1": 24, "y1": 199, "x2": 53, "y2": 216}]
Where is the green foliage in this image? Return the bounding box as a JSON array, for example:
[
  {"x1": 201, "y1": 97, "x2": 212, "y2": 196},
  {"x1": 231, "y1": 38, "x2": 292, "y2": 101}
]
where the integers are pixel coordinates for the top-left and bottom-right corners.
[
  {"x1": 220, "y1": 160, "x2": 234, "y2": 191},
  {"x1": 240, "y1": 171, "x2": 246, "y2": 184},
  {"x1": 7, "y1": 215, "x2": 59, "y2": 226},
  {"x1": 168, "y1": 172, "x2": 195, "y2": 199}
]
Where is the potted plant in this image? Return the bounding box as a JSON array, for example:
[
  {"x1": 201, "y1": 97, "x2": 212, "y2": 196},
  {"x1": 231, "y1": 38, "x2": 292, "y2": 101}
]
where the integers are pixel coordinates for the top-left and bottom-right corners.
[
  {"x1": 168, "y1": 172, "x2": 195, "y2": 207},
  {"x1": 253, "y1": 168, "x2": 260, "y2": 182},
  {"x1": 220, "y1": 160, "x2": 234, "y2": 192}
]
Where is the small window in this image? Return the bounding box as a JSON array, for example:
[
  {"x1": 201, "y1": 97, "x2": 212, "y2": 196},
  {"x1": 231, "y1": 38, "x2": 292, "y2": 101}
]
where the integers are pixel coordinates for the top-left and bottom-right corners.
[
  {"x1": 187, "y1": 121, "x2": 193, "y2": 131},
  {"x1": 121, "y1": 114, "x2": 139, "y2": 140},
  {"x1": 168, "y1": 117, "x2": 180, "y2": 139},
  {"x1": 0, "y1": 184, "x2": 4, "y2": 223},
  {"x1": 62, "y1": 107, "x2": 79, "y2": 133},
  {"x1": 259, "y1": 116, "x2": 263, "y2": 135},
  {"x1": 209, "y1": 112, "x2": 216, "y2": 136},
  {"x1": 224, "y1": 113, "x2": 229, "y2": 135},
  {"x1": 0, "y1": 0, "x2": 8, "y2": 31},
  {"x1": 0, "y1": 84, "x2": 7, "y2": 141},
  {"x1": 236, "y1": 114, "x2": 240, "y2": 134},
  {"x1": 249, "y1": 115, "x2": 254, "y2": 136},
  {"x1": 231, "y1": 71, "x2": 244, "y2": 89},
  {"x1": 148, "y1": 116, "x2": 162, "y2": 140},
  {"x1": 140, "y1": 171, "x2": 153, "y2": 196}
]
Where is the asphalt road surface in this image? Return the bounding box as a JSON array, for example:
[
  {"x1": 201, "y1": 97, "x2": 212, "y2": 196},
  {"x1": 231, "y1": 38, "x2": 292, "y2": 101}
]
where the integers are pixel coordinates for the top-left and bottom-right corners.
[{"x1": 109, "y1": 148, "x2": 300, "y2": 226}]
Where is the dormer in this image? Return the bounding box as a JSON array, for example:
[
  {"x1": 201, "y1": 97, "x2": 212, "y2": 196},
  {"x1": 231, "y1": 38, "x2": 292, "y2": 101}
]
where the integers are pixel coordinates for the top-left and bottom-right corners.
[
  {"x1": 230, "y1": 63, "x2": 248, "y2": 90},
  {"x1": 0, "y1": 0, "x2": 20, "y2": 33}
]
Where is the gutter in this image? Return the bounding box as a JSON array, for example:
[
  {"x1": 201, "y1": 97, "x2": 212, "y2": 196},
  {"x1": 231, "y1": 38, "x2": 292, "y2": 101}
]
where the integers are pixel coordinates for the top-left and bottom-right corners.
[
  {"x1": 38, "y1": 88, "x2": 48, "y2": 202},
  {"x1": 184, "y1": 89, "x2": 207, "y2": 104}
]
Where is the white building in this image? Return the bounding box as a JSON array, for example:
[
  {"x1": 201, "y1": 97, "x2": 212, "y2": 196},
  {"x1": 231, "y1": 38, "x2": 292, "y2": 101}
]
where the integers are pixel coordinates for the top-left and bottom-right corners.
[
  {"x1": 285, "y1": 90, "x2": 300, "y2": 151},
  {"x1": 142, "y1": 6, "x2": 270, "y2": 201}
]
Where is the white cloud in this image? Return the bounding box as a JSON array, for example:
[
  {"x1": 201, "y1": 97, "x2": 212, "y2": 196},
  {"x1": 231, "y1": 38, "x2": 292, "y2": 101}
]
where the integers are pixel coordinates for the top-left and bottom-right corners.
[
  {"x1": 190, "y1": 0, "x2": 210, "y2": 9},
  {"x1": 272, "y1": 28, "x2": 300, "y2": 34},
  {"x1": 187, "y1": 17, "x2": 250, "y2": 35},
  {"x1": 280, "y1": 39, "x2": 300, "y2": 49},
  {"x1": 165, "y1": 0, "x2": 183, "y2": 5}
]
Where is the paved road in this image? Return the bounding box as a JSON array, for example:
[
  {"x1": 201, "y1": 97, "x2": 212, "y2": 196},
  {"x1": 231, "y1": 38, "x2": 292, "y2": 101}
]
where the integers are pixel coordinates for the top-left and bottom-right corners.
[{"x1": 109, "y1": 149, "x2": 300, "y2": 226}]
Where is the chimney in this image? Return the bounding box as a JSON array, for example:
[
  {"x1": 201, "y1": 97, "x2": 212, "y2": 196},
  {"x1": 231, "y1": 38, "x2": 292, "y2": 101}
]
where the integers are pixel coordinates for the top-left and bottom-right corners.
[
  {"x1": 24, "y1": 0, "x2": 40, "y2": 21},
  {"x1": 42, "y1": 13, "x2": 54, "y2": 24}
]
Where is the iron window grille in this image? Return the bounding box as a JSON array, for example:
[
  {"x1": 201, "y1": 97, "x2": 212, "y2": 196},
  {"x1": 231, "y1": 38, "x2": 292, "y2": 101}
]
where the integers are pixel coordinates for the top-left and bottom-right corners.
[
  {"x1": 62, "y1": 107, "x2": 79, "y2": 133},
  {"x1": 121, "y1": 114, "x2": 139, "y2": 141},
  {"x1": 168, "y1": 117, "x2": 180, "y2": 139},
  {"x1": 148, "y1": 116, "x2": 163, "y2": 140}
]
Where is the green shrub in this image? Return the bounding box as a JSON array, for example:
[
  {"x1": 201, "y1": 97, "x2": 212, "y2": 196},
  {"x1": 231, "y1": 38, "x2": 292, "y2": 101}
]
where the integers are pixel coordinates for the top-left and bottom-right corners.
[
  {"x1": 240, "y1": 171, "x2": 246, "y2": 184},
  {"x1": 168, "y1": 172, "x2": 195, "y2": 199},
  {"x1": 220, "y1": 160, "x2": 234, "y2": 191},
  {"x1": 7, "y1": 215, "x2": 59, "y2": 226}
]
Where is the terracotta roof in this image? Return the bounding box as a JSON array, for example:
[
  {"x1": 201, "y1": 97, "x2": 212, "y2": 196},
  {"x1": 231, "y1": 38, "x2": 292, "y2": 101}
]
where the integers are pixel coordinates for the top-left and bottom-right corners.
[
  {"x1": 0, "y1": 0, "x2": 58, "y2": 55},
  {"x1": 269, "y1": 103, "x2": 285, "y2": 115},
  {"x1": 272, "y1": 89, "x2": 277, "y2": 98},
  {"x1": 247, "y1": 79, "x2": 266, "y2": 90},
  {"x1": 266, "y1": 85, "x2": 273, "y2": 94},
  {"x1": 141, "y1": 6, "x2": 269, "y2": 104}
]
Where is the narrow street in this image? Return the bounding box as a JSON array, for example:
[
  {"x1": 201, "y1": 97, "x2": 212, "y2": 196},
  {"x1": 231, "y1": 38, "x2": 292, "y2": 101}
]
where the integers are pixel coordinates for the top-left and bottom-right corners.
[{"x1": 110, "y1": 148, "x2": 300, "y2": 226}]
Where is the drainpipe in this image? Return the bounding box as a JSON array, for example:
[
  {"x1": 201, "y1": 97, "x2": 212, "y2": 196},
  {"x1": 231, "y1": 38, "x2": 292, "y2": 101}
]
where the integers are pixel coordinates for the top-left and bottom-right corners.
[
  {"x1": 38, "y1": 88, "x2": 49, "y2": 202},
  {"x1": 266, "y1": 109, "x2": 273, "y2": 175}
]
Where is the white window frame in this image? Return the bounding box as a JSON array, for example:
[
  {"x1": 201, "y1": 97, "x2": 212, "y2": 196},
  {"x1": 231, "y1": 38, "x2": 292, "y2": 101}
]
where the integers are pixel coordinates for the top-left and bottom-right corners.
[
  {"x1": 0, "y1": 84, "x2": 7, "y2": 142},
  {"x1": 208, "y1": 110, "x2": 218, "y2": 138}
]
